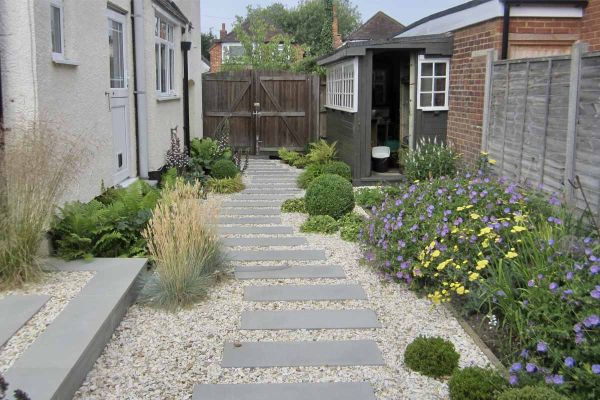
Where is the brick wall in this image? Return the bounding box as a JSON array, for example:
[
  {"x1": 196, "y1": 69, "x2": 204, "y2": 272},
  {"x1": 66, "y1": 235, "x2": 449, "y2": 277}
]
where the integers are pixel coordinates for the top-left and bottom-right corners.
[
  {"x1": 582, "y1": 0, "x2": 600, "y2": 51},
  {"x1": 509, "y1": 17, "x2": 582, "y2": 35},
  {"x1": 209, "y1": 44, "x2": 222, "y2": 72}
]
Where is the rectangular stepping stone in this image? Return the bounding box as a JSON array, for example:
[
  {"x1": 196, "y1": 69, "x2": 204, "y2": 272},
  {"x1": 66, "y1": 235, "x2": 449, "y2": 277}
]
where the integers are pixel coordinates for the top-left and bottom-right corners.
[
  {"x1": 222, "y1": 201, "x2": 282, "y2": 208},
  {"x1": 242, "y1": 189, "x2": 301, "y2": 194},
  {"x1": 220, "y1": 208, "x2": 281, "y2": 216},
  {"x1": 230, "y1": 194, "x2": 298, "y2": 200},
  {"x1": 247, "y1": 184, "x2": 298, "y2": 189},
  {"x1": 223, "y1": 237, "x2": 307, "y2": 247},
  {"x1": 241, "y1": 309, "x2": 380, "y2": 330},
  {"x1": 235, "y1": 265, "x2": 346, "y2": 279},
  {"x1": 219, "y1": 216, "x2": 281, "y2": 225},
  {"x1": 244, "y1": 284, "x2": 366, "y2": 301},
  {"x1": 0, "y1": 295, "x2": 50, "y2": 346},
  {"x1": 219, "y1": 226, "x2": 294, "y2": 235},
  {"x1": 228, "y1": 250, "x2": 326, "y2": 262},
  {"x1": 222, "y1": 340, "x2": 384, "y2": 367},
  {"x1": 192, "y1": 382, "x2": 376, "y2": 400}
]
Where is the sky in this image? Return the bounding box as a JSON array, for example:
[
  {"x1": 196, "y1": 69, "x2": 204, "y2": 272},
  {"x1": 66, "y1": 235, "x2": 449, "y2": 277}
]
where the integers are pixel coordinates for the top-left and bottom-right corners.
[{"x1": 201, "y1": 0, "x2": 468, "y2": 33}]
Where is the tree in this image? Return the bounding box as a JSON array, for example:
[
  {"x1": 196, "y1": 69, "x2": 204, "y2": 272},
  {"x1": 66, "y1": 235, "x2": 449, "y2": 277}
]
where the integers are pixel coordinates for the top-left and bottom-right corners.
[
  {"x1": 201, "y1": 31, "x2": 216, "y2": 60},
  {"x1": 319, "y1": 0, "x2": 334, "y2": 55}
]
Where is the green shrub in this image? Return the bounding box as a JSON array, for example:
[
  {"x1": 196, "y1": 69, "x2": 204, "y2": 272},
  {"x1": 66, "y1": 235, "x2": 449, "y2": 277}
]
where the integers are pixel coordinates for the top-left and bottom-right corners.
[
  {"x1": 497, "y1": 386, "x2": 569, "y2": 400},
  {"x1": 306, "y1": 139, "x2": 337, "y2": 164},
  {"x1": 300, "y1": 215, "x2": 339, "y2": 234},
  {"x1": 211, "y1": 159, "x2": 239, "y2": 179},
  {"x1": 404, "y1": 336, "x2": 460, "y2": 378},
  {"x1": 297, "y1": 161, "x2": 351, "y2": 189},
  {"x1": 339, "y1": 213, "x2": 365, "y2": 242},
  {"x1": 292, "y1": 155, "x2": 310, "y2": 169},
  {"x1": 355, "y1": 187, "x2": 385, "y2": 209},
  {"x1": 297, "y1": 163, "x2": 325, "y2": 189},
  {"x1": 322, "y1": 161, "x2": 351, "y2": 180},
  {"x1": 278, "y1": 148, "x2": 301, "y2": 165},
  {"x1": 402, "y1": 139, "x2": 459, "y2": 181},
  {"x1": 190, "y1": 137, "x2": 232, "y2": 175},
  {"x1": 281, "y1": 198, "x2": 306, "y2": 213},
  {"x1": 305, "y1": 174, "x2": 355, "y2": 220},
  {"x1": 207, "y1": 174, "x2": 245, "y2": 194},
  {"x1": 448, "y1": 367, "x2": 507, "y2": 400},
  {"x1": 160, "y1": 167, "x2": 178, "y2": 189}
]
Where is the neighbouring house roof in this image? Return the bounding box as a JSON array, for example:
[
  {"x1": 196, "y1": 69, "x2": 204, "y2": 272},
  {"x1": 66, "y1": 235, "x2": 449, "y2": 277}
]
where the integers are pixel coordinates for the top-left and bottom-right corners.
[
  {"x1": 396, "y1": 0, "x2": 587, "y2": 37},
  {"x1": 346, "y1": 11, "x2": 405, "y2": 42},
  {"x1": 216, "y1": 20, "x2": 285, "y2": 43},
  {"x1": 153, "y1": 0, "x2": 189, "y2": 25}
]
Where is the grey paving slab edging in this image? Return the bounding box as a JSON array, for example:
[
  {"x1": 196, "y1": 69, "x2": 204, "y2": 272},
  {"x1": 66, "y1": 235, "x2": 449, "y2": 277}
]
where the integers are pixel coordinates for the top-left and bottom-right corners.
[
  {"x1": 4, "y1": 257, "x2": 147, "y2": 400},
  {"x1": 235, "y1": 265, "x2": 346, "y2": 279},
  {"x1": 229, "y1": 194, "x2": 300, "y2": 200},
  {"x1": 192, "y1": 382, "x2": 376, "y2": 400},
  {"x1": 228, "y1": 249, "x2": 327, "y2": 262},
  {"x1": 219, "y1": 226, "x2": 294, "y2": 235},
  {"x1": 220, "y1": 208, "x2": 281, "y2": 216},
  {"x1": 222, "y1": 237, "x2": 308, "y2": 247},
  {"x1": 0, "y1": 295, "x2": 50, "y2": 347},
  {"x1": 244, "y1": 284, "x2": 367, "y2": 301},
  {"x1": 218, "y1": 216, "x2": 282, "y2": 225},
  {"x1": 221, "y1": 340, "x2": 385, "y2": 367},
  {"x1": 222, "y1": 201, "x2": 283, "y2": 208},
  {"x1": 240, "y1": 309, "x2": 381, "y2": 330}
]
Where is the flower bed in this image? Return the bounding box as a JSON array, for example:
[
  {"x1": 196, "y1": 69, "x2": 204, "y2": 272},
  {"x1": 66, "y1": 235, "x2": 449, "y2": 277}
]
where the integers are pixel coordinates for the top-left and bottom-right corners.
[{"x1": 360, "y1": 169, "x2": 600, "y2": 398}]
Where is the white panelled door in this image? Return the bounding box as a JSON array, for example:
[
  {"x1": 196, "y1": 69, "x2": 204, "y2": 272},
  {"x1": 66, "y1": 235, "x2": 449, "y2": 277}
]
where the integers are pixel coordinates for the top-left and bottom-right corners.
[{"x1": 107, "y1": 9, "x2": 131, "y2": 184}]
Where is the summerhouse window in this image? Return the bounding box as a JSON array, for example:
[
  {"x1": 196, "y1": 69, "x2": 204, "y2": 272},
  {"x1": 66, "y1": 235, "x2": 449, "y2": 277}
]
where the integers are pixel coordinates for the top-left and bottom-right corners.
[
  {"x1": 325, "y1": 57, "x2": 358, "y2": 113},
  {"x1": 155, "y1": 15, "x2": 175, "y2": 95},
  {"x1": 222, "y1": 43, "x2": 245, "y2": 62},
  {"x1": 50, "y1": 0, "x2": 64, "y2": 58},
  {"x1": 417, "y1": 56, "x2": 450, "y2": 111}
]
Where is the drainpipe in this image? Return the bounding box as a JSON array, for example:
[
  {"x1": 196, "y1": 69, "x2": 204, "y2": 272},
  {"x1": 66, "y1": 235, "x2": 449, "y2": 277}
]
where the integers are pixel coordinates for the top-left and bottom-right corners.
[
  {"x1": 181, "y1": 40, "x2": 192, "y2": 154},
  {"x1": 132, "y1": 0, "x2": 149, "y2": 178},
  {"x1": 501, "y1": 1, "x2": 511, "y2": 60}
]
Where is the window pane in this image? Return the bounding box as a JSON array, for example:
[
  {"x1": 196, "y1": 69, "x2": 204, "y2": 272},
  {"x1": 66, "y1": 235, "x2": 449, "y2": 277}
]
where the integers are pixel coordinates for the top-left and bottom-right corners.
[
  {"x1": 420, "y1": 78, "x2": 433, "y2": 92},
  {"x1": 169, "y1": 48, "x2": 174, "y2": 92},
  {"x1": 51, "y1": 5, "x2": 62, "y2": 53},
  {"x1": 421, "y1": 62, "x2": 433, "y2": 76},
  {"x1": 160, "y1": 43, "x2": 167, "y2": 92},
  {"x1": 434, "y1": 78, "x2": 446, "y2": 91},
  {"x1": 155, "y1": 16, "x2": 159, "y2": 37},
  {"x1": 168, "y1": 25, "x2": 173, "y2": 42},
  {"x1": 155, "y1": 43, "x2": 160, "y2": 90},
  {"x1": 434, "y1": 93, "x2": 446, "y2": 107},
  {"x1": 435, "y1": 62, "x2": 447, "y2": 76},
  {"x1": 160, "y1": 20, "x2": 167, "y2": 39},
  {"x1": 109, "y1": 20, "x2": 125, "y2": 88},
  {"x1": 420, "y1": 93, "x2": 432, "y2": 108}
]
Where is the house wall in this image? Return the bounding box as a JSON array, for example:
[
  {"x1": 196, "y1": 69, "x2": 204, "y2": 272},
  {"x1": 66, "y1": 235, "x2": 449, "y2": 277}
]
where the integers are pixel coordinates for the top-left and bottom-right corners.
[
  {"x1": 582, "y1": 0, "x2": 600, "y2": 51},
  {"x1": 209, "y1": 43, "x2": 223, "y2": 72}
]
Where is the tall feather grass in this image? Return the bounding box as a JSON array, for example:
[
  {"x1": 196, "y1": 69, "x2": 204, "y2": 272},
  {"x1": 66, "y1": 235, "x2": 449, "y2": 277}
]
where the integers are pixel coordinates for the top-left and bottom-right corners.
[
  {"x1": 140, "y1": 179, "x2": 229, "y2": 310},
  {"x1": 0, "y1": 123, "x2": 83, "y2": 289}
]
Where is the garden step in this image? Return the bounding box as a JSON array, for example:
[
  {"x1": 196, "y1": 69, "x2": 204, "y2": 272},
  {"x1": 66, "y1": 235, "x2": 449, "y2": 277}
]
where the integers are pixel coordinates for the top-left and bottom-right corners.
[
  {"x1": 221, "y1": 340, "x2": 385, "y2": 367},
  {"x1": 242, "y1": 189, "x2": 302, "y2": 194},
  {"x1": 0, "y1": 295, "x2": 50, "y2": 347},
  {"x1": 234, "y1": 265, "x2": 346, "y2": 279},
  {"x1": 192, "y1": 382, "x2": 376, "y2": 400},
  {"x1": 246, "y1": 184, "x2": 298, "y2": 189},
  {"x1": 228, "y1": 249, "x2": 326, "y2": 262},
  {"x1": 244, "y1": 284, "x2": 367, "y2": 301},
  {"x1": 222, "y1": 237, "x2": 308, "y2": 247},
  {"x1": 230, "y1": 194, "x2": 300, "y2": 200},
  {"x1": 240, "y1": 309, "x2": 381, "y2": 330},
  {"x1": 219, "y1": 216, "x2": 282, "y2": 225},
  {"x1": 222, "y1": 201, "x2": 282, "y2": 208},
  {"x1": 219, "y1": 226, "x2": 294, "y2": 235},
  {"x1": 220, "y1": 208, "x2": 281, "y2": 216}
]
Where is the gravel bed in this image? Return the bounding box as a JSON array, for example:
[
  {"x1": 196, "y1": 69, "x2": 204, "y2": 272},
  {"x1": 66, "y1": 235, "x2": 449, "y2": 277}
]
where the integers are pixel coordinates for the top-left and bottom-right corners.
[{"x1": 0, "y1": 270, "x2": 95, "y2": 372}]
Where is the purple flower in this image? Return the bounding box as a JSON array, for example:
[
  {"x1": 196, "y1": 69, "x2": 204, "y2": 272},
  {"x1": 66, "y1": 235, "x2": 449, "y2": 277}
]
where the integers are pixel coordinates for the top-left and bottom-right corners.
[
  {"x1": 591, "y1": 286, "x2": 600, "y2": 299},
  {"x1": 509, "y1": 375, "x2": 518, "y2": 386},
  {"x1": 592, "y1": 364, "x2": 600, "y2": 375},
  {"x1": 549, "y1": 196, "x2": 561, "y2": 206},
  {"x1": 549, "y1": 282, "x2": 559, "y2": 292},
  {"x1": 520, "y1": 349, "x2": 529, "y2": 359},
  {"x1": 400, "y1": 261, "x2": 410, "y2": 270},
  {"x1": 509, "y1": 363, "x2": 522, "y2": 373},
  {"x1": 591, "y1": 265, "x2": 599, "y2": 275},
  {"x1": 537, "y1": 341, "x2": 548, "y2": 353},
  {"x1": 564, "y1": 357, "x2": 576, "y2": 368},
  {"x1": 551, "y1": 375, "x2": 564, "y2": 385},
  {"x1": 584, "y1": 314, "x2": 600, "y2": 328},
  {"x1": 575, "y1": 332, "x2": 585, "y2": 345},
  {"x1": 573, "y1": 323, "x2": 583, "y2": 333},
  {"x1": 525, "y1": 363, "x2": 537, "y2": 373},
  {"x1": 497, "y1": 290, "x2": 506, "y2": 297},
  {"x1": 527, "y1": 280, "x2": 535, "y2": 287},
  {"x1": 566, "y1": 271, "x2": 574, "y2": 281},
  {"x1": 548, "y1": 238, "x2": 555, "y2": 246}
]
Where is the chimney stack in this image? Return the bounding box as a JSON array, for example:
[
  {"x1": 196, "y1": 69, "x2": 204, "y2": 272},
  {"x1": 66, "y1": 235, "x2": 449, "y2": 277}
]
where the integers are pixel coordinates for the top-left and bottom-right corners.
[
  {"x1": 332, "y1": 5, "x2": 342, "y2": 49},
  {"x1": 220, "y1": 23, "x2": 227, "y2": 39}
]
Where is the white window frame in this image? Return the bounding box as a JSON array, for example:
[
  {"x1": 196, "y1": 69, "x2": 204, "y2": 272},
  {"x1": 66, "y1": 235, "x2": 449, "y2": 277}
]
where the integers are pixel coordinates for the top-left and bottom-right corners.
[
  {"x1": 222, "y1": 42, "x2": 245, "y2": 62},
  {"x1": 417, "y1": 55, "x2": 450, "y2": 111},
  {"x1": 50, "y1": 0, "x2": 65, "y2": 60},
  {"x1": 325, "y1": 57, "x2": 359, "y2": 113},
  {"x1": 155, "y1": 13, "x2": 177, "y2": 97}
]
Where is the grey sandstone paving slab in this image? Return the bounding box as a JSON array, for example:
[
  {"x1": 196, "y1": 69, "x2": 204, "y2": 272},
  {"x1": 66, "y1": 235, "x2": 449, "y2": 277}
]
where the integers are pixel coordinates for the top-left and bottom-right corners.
[
  {"x1": 241, "y1": 190, "x2": 302, "y2": 195},
  {"x1": 228, "y1": 249, "x2": 326, "y2": 262},
  {"x1": 220, "y1": 208, "x2": 281, "y2": 216},
  {"x1": 240, "y1": 309, "x2": 381, "y2": 330},
  {"x1": 221, "y1": 340, "x2": 385, "y2": 367},
  {"x1": 222, "y1": 201, "x2": 282, "y2": 208},
  {"x1": 244, "y1": 284, "x2": 367, "y2": 301},
  {"x1": 222, "y1": 237, "x2": 308, "y2": 247},
  {"x1": 192, "y1": 382, "x2": 376, "y2": 400},
  {"x1": 0, "y1": 294, "x2": 50, "y2": 347},
  {"x1": 218, "y1": 216, "x2": 282, "y2": 225},
  {"x1": 229, "y1": 194, "x2": 299, "y2": 200},
  {"x1": 235, "y1": 265, "x2": 346, "y2": 279},
  {"x1": 219, "y1": 226, "x2": 294, "y2": 235}
]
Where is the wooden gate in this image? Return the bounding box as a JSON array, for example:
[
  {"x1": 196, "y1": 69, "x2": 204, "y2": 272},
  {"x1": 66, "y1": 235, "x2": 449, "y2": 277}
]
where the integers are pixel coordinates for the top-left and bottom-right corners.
[{"x1": 202, "y1": 70, "x2": 319, "y2": 154}]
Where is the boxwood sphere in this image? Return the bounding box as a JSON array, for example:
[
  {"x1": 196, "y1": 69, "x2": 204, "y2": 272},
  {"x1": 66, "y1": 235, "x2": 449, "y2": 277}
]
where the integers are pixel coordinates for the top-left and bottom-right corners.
[
  {"x1": 211, "y1": 159, "x2": 238, "y2": 179},
  {"x1": 497, "y1": 386, "x2": 569, "y2": 400},
  {"x1": 404, "y1": 336, "x2": 460, "y2": 377},
  {"x1": 305, "y1": 173, "x2": 355, "y2": 219},
  {"x1": 322, "y1": 161, "x2": 351, "y2": 181},
  {"x1": 448, "y1": 367, "x2": 507, "y2": 400}
]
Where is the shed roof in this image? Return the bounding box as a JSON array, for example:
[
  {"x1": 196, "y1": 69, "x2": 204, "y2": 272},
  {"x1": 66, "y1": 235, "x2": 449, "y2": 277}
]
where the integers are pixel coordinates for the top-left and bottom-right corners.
[
  {"x1": 346, "y1": 11, "x2": 405, "y2": 42},
  {"x1": 153, "y1": 0, "x2": 189, "y2": 25}
]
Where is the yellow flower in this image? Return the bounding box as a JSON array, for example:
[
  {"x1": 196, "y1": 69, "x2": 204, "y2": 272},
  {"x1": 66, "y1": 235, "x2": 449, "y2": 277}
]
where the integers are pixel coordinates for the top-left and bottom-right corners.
[
  {"x1": 511, "y1": 226, "x2": 527, "y2": 233},
  {"x1": 482, "y1": 239, "x2": 490, "y2": 249},
  {"x1": 453, "y1": 245, "x2": 459, "y2": 252},
  {"x1": 476, "y1": 259, "x2": 489, "y2": 270},
  {"x1": 457, "y1": 206, "x2": 465, "y2": 211},
  {"x1": 468, "y1": 272, "x2": 480, "y2": 281},
  {"x1": 470, "y1": 213, "x2": 480, "y2": 220},
  {"x1": 437, "y1": 259, "x2": 453, "y2": 271},
  {"x1": 488, "y1": 158, "x2": 497, "y2": 165},
  {"x1": 456, "y1": 285, "x2": 466, "y2": 295},
  {"x1": 428, "y1": 291, "x2": 442, "y2": 305},
  {"x1": 451, "y1": 227, "x2": 459, "y2": 234},
  {"x1": 514, "y1": 214, "x2": 526, "y2": 223},
  {"x1": 506, "y1": 251, "x2": 518, "y2": 259},
  {"x1": 431, "y1": 250, "x2": 441, "y2": 258},
  {"x1": 481, "y1": 151, "x2": 489, "y2": 156},
  {"x1": 479, "y1": 227, "x2": 493, "y2": 236}
]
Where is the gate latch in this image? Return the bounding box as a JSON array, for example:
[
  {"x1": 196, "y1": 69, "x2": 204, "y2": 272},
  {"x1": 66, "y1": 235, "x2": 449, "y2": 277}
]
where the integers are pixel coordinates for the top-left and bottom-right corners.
[{"x1": 253, "y1": 102, "x2": 261, "y2": 116}]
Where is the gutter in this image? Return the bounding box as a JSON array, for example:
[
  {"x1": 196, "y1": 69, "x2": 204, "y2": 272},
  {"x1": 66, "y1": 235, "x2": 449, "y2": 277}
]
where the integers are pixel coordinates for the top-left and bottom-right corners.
[
  {"x1": 132, "y1": 0, "x2": 150, "y2": 178},
  {"x1": 501, "y1": 1, "x2": 511, "y2": 60},
  {"x1": 181, "y1": 40, "x2": 191, "y2": 153}
]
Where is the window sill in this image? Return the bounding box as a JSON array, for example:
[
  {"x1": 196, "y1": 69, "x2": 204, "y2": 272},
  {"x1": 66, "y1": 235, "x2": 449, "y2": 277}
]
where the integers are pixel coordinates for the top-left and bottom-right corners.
[
  {"x1": 52, "y1": 54, "x2": 79, "y2": 66},
  {"x1": 419, "y1": 108, "x2": 449, "y2": 112},
  {"x1": 156, "y1": 94, "x2": 180, "y2": 102}
]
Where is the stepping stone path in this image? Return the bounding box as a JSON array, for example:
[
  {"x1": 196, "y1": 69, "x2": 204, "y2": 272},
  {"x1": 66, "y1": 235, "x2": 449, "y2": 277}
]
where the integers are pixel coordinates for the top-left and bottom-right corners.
[{"x1": 193, "y1": 159, "x2": 383, "y2": 399}]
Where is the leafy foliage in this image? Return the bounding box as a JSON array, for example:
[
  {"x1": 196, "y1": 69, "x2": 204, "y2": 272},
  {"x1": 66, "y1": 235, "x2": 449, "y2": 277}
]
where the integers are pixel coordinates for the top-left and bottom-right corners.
[
  {"x1": 281, "y1": 198, "x2": 306, "y2": 213},
  {"x1": 207, "y1": 174, "x2": 245, "y2": 194},
  {"x1": 300, "y1": 215, "x2": 339, "y2": 234},
  {"x1": 449, "y1": 367, "x2": 507, "y2": 400},
  {"x1": 497, "y1": 386, "x2": 569, "y2": 400},
  {"x1": 298, "y1": 160, "x2": 351, "y2": 189},
  {"x1": 51, "y1": 181, "x2": 159, "y2": 260},
  {"x1": 305, "y1": 173, "x2": 354, "y2": 220},
  {"x1": 339, "y1": 212, "x2": 365, "y2": 242},
  {"x1": 211, "y1": 159, "x2": 239, "y2": 179},
  {"x1": 189, "y1": 137, "x2": 232, "y2": 176},
  {"x1": 404, "y1": 336, "x2": 460, "y2": 378},
  {"x1": 401, "y1": 139, "x2": 459, "y2": 181},
  {"x1": 306, "y1": 139, "x2": 337, "y2": 164},
  {"x1": 291, "y1": 155, "x2": 310, "y2": 169},
  {"x1": 355, "y1": 187, "x2": 386, "y2": 208},
  {"x1": 160, "y1": 167, "x2": 179, "y2": 189},
  {"x1": 201, "y1": 31, "x2": 216, "y2": 60},
  {"x1": 278, "y1": 148, "x2": 301, "y2": 165}
]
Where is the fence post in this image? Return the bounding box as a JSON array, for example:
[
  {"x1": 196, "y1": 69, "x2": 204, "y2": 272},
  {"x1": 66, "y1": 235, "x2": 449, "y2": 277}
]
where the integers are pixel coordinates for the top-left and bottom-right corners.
[
  {"x1": 481, "y1": 49, "x2": 496, "y2": 152},
  {"x1": 564, "y1": 42, "x2": 588, "y2": 204}
]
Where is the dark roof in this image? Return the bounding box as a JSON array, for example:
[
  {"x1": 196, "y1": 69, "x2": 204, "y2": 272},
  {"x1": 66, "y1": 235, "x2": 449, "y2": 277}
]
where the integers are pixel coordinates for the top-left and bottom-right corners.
[
  {"x1": 397, "y1": 0, "x2": 587, "y2": 36},
  {"x1": 153, "y1": 0, "x2": 189, "y2": 25},
  {"x1": 216, "y1": 20, "x2": 285, "y2": 43},
  {"x1": 346, "y1": 11, "x2": 404, "y2": 41}
]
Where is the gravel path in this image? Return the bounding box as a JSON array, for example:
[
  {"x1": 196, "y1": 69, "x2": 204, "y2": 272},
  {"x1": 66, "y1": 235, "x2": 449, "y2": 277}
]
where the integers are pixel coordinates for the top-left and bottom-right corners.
[
  {"x1": 0, "y1": 270, "x2": 94, "y2": 372},
  {"x1": 74, "y1": 160, "x2": 491, "y2": 400}
]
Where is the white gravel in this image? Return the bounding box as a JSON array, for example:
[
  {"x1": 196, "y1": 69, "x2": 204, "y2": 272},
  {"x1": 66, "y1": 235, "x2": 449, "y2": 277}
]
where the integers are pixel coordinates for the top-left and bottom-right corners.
[
  {"x1": 0, "y1": 270, "x2": 94, "y2": 372},
  {"x1": 74, "y1": 197, "x2": 492, "y2": 400}
]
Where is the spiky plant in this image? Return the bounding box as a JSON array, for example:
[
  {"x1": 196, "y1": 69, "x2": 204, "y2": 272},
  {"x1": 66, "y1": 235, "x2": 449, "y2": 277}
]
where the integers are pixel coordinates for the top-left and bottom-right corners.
[{"x1": 165, "y1": 128, "x2": 189, "y2": 172}]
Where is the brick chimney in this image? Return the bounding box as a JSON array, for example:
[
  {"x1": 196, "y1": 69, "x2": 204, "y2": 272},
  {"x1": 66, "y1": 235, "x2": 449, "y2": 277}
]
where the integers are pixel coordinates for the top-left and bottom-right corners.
[
  {"x1": 332, "y1": 5, "x2": 343, "y2": 48},
  {"x1": 220, "y1": 23, "x2": 227, "y2": 40}
]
